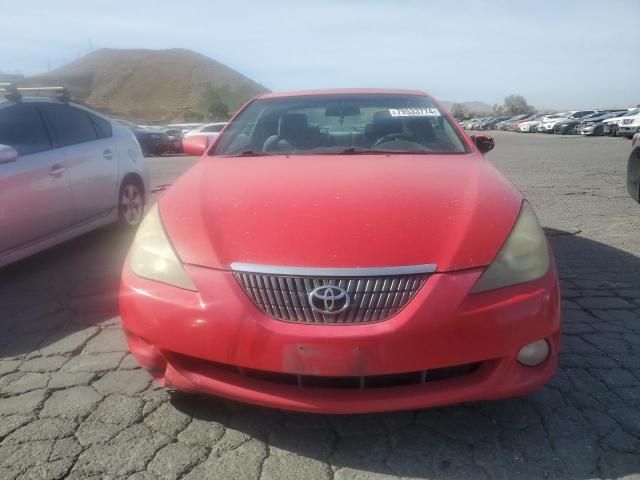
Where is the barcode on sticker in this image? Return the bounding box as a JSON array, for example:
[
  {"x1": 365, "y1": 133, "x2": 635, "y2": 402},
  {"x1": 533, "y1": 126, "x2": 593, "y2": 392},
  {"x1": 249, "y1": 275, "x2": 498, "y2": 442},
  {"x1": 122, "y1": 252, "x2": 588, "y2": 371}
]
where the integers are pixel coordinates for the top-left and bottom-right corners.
[{"x1": 389, "y1": 108, "x2": 441, "y2": 117}]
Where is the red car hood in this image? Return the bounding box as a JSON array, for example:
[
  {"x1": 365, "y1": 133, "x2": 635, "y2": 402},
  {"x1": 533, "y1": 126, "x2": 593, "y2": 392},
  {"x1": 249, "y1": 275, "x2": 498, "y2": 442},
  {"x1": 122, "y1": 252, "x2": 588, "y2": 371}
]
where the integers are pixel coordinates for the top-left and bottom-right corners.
[{"x1": 159, "y1": 154, "x2": 522, "y2": 272}]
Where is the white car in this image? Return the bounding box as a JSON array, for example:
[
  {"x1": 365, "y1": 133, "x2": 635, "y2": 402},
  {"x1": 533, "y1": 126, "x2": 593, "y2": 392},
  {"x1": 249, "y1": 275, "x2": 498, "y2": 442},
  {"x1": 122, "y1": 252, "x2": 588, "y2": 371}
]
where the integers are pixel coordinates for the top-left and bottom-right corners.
[
  {"x1": 601, "y1": 109, "x2": 638, "y2": 136},
  {"x1": 618, "y1": 111, "x2": 640, "y2": 138},
  {"x1": 518, "y1": 114, "x2": 556, "y2": 132},
  {"x1": 183, "y1": 122, "x2": 228, "y2": 140},
  {"x1": 167, "y1": 122, "x2": 206, "y2": 134},
  {"x1": 538, "y1": 112, "x2": 572, "y2": 133},
  {"x1": 0, "y1": 86, "x2": 149, "y2": 268}
]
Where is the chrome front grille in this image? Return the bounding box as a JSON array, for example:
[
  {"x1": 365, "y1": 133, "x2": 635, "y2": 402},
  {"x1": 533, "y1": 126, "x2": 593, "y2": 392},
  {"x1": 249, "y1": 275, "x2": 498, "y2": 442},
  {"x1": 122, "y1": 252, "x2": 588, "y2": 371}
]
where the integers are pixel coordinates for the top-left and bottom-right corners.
[{"x1": 232, "y1": 264, "x2": 435, "y2": 324}]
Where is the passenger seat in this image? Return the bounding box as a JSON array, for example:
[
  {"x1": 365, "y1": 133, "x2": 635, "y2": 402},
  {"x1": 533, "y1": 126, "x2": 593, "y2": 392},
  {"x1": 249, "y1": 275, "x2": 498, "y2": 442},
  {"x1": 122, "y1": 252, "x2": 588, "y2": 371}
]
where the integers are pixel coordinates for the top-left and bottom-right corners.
[{"x1": 263, "y1": 113, "x2": 319, "y2": 152}]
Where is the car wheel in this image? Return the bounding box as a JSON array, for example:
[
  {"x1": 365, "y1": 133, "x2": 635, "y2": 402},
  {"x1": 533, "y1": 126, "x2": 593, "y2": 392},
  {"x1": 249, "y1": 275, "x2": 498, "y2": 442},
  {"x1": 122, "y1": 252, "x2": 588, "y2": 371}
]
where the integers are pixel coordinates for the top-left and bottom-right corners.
[
  {"x1": 118, "y1": 179, "x2": 145, "y2": 228},
  {"x1": 595, "y1": 126, "x2": 604, "y2": 136}
]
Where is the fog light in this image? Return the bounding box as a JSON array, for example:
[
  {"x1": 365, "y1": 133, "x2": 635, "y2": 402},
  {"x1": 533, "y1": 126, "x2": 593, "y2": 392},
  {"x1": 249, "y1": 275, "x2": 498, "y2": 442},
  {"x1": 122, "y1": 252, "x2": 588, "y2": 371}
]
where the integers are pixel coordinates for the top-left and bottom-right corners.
[{"x1": 517, "y1": 339, "x2": 549, "y2": 366}]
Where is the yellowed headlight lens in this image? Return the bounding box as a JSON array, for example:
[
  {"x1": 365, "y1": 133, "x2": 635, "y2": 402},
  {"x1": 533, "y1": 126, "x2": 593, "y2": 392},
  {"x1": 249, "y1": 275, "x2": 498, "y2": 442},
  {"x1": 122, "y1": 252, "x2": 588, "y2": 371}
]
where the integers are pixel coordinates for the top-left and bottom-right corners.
[
  {"x1": 130, "y1": 204, "x2": 197, "y2": 291},
  {"x1": 471, "y1": 202, "x2": 549, "y2": 293}
]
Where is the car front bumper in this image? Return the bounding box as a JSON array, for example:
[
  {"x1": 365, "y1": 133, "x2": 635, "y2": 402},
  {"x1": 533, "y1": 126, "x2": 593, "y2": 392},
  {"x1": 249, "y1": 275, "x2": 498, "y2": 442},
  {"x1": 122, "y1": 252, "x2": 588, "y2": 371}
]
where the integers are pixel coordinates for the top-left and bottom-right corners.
[
  {"x1": 119, "y1": 258, "x2": 561, "y2": 413},
  {"x1": 619, "y1": 125, "x2": 640, "y2": 136}
]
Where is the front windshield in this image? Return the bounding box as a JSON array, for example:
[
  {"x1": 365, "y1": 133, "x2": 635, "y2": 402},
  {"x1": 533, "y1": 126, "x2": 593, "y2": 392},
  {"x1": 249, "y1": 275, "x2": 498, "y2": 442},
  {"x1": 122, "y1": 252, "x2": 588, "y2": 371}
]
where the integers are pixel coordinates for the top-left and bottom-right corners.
[{"x1": 211, "y1": 94, "x2": 467, "y2": 156}]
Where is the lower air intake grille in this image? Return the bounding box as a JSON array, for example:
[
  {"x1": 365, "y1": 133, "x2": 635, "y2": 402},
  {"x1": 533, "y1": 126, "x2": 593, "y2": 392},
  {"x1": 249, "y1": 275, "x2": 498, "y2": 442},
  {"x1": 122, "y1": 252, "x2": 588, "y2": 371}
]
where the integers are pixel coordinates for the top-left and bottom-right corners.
[{"x1": 232, "y1": 264, "x2": 434, "y2": 324}]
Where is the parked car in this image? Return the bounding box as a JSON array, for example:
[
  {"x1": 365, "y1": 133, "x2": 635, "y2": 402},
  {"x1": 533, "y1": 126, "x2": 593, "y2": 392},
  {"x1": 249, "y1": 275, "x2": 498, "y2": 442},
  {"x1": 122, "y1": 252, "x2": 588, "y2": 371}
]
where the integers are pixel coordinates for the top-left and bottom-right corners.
[
  {"x1": 516, "y1": 114, "x2": 550, "y2": 132},
  {"x1": 167, "y1": 123, "x2": 206, "y2": 133},
  {"x1": 163, "y1": 128, "x2": 184, "y2": 153},
  {"x1": 501, "y1": 114, "x2": 533, "y2": 130},
  {"x1": 131, "y1": 126, "x2": 171, "y2": 156},
  {"x1": 460, "y1": 118, "x2": 475, "y2": 129},
  {"x1": 603, "y1": 108, "x2": 640, "y2": 137},
  {"x1": 0, "y1": 85, "x2": 149, "y2": 268},
  {"x1": 619, "y1": 111, "x2": 640, "y2": 139},
  {"x1": 539, "y1": 111, "x2": 594, "y2": 133},
  {"x1": 508, "y1": 114, "x2": 540, "y2": 131},
  {"x1": 183, "y1": 122, "x2": 228, "y2": 139},
  {"x1": 602, "y1": 108, "x2": 640, "y2": 136},
  {"x1": 494, "y1": 116, "x2": 517, "y2": 130},
  {"x1": 182, "y1": 123, "x2": 228, "y2": 156},
  {"x1": 553, "y1": 112, "x2": 606, "y2": 135},
  {"x1": 478, "y1": 116, "x2": 511, "y2": 130},
  {"x1": 461, "y1": 118, "x2": 488, "y2": 130},
  {"x1": 580, "y1": 111, "x2": 627, "y2": 136},
  {"x1": 120, "y1": 88, "x2": 560, "y2": 413},
  {"x1": 627, "y1": 141, "x2": 640, "y2": 202}
]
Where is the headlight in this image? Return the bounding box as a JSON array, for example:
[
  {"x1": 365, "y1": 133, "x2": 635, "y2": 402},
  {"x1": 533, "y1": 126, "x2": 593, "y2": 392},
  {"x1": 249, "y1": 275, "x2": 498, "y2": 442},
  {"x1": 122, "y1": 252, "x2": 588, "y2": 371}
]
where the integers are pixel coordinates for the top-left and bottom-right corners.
[
  {"x1": 129, "y1": 204, "x2": 197, "y2": 291},
  {"x1": 471, "y1": 202, "x2": 549, "y2": 293}
]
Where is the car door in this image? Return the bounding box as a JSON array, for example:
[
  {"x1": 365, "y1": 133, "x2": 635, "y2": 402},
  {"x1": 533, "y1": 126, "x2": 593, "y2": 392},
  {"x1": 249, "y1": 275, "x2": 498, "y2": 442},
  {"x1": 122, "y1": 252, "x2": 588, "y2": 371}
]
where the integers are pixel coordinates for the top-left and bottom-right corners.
[
  {"x1": 0, "y1": 102, "x2": 75, "y2": 255},
  {"x1": 40, "y1": 103, "x2": 118, "y2": 224}
]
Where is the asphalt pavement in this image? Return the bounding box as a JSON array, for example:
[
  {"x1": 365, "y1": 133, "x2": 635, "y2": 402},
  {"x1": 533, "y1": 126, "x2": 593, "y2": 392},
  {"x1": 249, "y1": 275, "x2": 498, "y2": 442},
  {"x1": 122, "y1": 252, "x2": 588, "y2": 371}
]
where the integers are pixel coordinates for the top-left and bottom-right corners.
[{"x1": 0, "y1": 132, "x2": 639, "y2": 480}]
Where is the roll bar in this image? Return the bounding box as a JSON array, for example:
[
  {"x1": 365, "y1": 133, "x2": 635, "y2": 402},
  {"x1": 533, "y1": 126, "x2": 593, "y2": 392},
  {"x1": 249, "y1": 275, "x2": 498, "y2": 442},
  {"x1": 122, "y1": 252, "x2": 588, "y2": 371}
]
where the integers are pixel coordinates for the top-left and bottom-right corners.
[{"x1": 0, "y1": 83, "x2": 70, "y2": 103}]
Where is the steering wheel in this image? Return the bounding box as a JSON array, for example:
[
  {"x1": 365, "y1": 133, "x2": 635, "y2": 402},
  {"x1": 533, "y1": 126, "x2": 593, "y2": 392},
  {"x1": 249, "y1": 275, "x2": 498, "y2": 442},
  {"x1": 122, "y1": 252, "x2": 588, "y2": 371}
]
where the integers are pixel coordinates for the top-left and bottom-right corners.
[{"x1": 373, "y1": 132, "x2": 416, "y2": 147}]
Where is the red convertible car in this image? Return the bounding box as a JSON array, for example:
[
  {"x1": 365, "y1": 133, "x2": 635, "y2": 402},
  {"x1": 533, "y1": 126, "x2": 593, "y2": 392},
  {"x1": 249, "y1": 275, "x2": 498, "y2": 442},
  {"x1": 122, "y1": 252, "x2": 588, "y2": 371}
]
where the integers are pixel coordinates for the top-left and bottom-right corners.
[{"x1": 120, "y1": 89, "x2": 561, "y2": 413}]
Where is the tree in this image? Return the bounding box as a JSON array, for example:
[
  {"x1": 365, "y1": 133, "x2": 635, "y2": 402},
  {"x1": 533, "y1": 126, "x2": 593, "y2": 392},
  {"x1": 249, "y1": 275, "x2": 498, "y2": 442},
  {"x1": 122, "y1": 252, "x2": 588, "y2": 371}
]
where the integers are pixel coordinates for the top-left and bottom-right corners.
[
  {"x1": 183, "y1": 110, "x2": 204, "y2": 122},
  {"x1": 202, "y1": 86, "x2": 231, "y2": 121},
  {"x1": 492, "y1": 103, "x2": 505, "y2": 115},
  {"x1": 201, "y1": 85, "x2": 261, "y2": 121},
  {"x1": 503, "y1": 95, "x2": 534, "y2": 115},
  {"x1": 450, "y1": 103, "x2": 466, "y2": 119},
  {"x1": 207, "y1": 99, "x2": 229, "y2": 121}
]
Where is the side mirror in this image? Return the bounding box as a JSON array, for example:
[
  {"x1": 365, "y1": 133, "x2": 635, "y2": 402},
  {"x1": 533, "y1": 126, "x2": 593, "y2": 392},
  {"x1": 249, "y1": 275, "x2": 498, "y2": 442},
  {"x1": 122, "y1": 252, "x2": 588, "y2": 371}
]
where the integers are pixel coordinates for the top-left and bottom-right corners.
[
  {"x1": 0, "y1": 144, "x2": 18, "y2": 164},
  {"x1": 182, "y1": 135, "x2": 211, "y2": 156},
  {"x1": 471, "y1": 135, "x2": 495, "y2": 154}
]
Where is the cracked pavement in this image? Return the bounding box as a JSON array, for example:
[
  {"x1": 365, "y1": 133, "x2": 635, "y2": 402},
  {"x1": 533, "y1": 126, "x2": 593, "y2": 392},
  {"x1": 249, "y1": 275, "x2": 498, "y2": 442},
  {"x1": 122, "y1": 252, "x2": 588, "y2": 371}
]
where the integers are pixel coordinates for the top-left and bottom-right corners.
[{"x1": 1, "y1": 133, "x2": 639, "y2": 479}]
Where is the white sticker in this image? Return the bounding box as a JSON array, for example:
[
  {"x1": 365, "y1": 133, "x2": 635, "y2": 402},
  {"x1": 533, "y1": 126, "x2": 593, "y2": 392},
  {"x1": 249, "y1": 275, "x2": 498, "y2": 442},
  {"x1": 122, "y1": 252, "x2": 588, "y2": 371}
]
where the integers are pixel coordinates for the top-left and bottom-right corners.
[{"x1": 389, "y1": 108, "x2": 441, "y2": 117}]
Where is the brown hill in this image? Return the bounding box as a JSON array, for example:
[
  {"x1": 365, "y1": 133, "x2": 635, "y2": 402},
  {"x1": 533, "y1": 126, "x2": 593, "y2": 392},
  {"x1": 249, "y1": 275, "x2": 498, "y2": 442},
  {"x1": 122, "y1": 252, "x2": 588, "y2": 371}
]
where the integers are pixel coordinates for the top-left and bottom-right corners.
[
  {"x1": 440, "y1": 100, "x2": 494, "y2": 114},
  {"x1": 29, "y1": 48, "x2": 268, "y2": 122}
]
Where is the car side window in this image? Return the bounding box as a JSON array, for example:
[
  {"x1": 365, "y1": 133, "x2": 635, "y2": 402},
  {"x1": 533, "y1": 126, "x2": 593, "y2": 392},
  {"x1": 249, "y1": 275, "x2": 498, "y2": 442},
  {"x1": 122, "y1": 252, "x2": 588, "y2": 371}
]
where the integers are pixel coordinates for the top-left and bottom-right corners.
[
  {"x1": 0, "y1": 103, "x2": 52, "y2": 156},
  {"x1": 89, "y1": 113, "x2": 113, "y2": 139},
  {"x1": 40, "y1": 103, "x2": 98, "y2": 147}
]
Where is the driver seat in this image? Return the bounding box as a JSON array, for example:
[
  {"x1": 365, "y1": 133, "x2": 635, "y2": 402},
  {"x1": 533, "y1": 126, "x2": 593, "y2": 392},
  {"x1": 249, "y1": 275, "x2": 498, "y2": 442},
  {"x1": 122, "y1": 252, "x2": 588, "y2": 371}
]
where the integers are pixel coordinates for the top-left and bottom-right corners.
[{"x1": 364, "y1": 110, "x2": 404, "y2": 146}]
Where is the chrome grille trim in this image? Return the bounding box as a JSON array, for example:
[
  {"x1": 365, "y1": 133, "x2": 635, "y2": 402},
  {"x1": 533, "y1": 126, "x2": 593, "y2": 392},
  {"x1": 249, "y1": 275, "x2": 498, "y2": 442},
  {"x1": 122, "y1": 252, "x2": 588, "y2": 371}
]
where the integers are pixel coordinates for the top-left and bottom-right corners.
[
  {"x1": 232, "y1": 264, "x2": 434, "y2": 324},
  {"x1": 231, "y1": 263, "x2": 437, "y2": 277}
]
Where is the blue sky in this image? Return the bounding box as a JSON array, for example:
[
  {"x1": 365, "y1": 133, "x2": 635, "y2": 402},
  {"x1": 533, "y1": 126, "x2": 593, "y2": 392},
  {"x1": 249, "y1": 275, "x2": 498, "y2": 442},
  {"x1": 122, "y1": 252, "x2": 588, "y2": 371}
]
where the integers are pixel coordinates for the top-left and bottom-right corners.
[{"x1": 0, "y1": 0, "x2": 638, "y2": 109}]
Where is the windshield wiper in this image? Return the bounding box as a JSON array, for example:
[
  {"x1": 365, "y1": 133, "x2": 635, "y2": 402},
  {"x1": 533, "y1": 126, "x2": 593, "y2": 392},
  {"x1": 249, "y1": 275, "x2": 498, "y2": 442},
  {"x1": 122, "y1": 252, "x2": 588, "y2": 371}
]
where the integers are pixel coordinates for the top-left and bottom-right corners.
[
  {"x1": 336, "y1": 147, "x2": 391, "y2": 155},
  {"x1": 229, "y1": 150, "x2": 273, "y2": 157}
]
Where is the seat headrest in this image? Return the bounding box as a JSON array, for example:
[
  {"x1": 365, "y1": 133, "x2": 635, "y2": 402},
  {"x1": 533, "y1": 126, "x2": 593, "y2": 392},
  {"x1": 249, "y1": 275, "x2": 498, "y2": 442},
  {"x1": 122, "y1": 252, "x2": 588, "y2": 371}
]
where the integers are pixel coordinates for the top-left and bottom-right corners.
[
  {"x1": 279, "y1": 113, "x2": 309, "y2": 138},
  {"x1": 404, "y1": 116, "x2": 434, "y2": 140},
  {"x1": 371, "y1": 110, "x2": 403, "y2": 137}
]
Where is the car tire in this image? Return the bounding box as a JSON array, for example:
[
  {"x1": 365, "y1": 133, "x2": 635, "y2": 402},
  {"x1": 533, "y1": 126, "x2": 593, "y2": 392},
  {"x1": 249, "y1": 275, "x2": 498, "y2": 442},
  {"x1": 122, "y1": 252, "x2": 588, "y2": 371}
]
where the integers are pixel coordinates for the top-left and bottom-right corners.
[
  {"x1": 595, "y1": 126, "x2": 604, "y2": 136},
  {"x1": 118, "y1": 178, "x2": 145, "y2": 228}
]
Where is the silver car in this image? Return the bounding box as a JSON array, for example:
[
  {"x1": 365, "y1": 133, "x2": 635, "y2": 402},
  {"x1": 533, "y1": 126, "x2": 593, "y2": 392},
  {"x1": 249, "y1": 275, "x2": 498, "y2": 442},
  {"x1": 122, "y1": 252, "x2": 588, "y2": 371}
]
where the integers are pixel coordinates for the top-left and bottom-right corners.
[{"x1": 0, "y1": 89, "x2": 149, "y2": 268}]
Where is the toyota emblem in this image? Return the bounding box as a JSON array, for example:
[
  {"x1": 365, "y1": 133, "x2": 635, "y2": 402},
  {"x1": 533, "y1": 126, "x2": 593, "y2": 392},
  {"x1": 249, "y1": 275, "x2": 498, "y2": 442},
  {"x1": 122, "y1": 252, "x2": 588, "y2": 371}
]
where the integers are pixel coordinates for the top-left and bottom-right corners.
[{"x1": 308, "y1": 285, "x2": 350, "y2": 315}]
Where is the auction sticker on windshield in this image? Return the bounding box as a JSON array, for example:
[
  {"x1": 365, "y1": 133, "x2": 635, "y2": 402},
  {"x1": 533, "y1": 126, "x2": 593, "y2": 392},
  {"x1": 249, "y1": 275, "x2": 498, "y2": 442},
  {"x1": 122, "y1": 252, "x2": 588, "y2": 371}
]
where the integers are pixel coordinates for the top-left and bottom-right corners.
[{"x1": 389, "y1": 108, "x2": 441, "y2": 117}]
